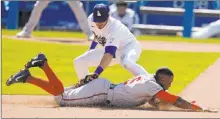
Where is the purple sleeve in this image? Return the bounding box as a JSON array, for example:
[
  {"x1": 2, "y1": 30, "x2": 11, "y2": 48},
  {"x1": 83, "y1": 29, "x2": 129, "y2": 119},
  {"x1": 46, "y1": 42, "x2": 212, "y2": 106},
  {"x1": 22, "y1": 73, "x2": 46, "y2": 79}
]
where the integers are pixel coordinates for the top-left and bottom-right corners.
[{"x1": 105, "y1": 46, "x2": 117, "y2": 58}]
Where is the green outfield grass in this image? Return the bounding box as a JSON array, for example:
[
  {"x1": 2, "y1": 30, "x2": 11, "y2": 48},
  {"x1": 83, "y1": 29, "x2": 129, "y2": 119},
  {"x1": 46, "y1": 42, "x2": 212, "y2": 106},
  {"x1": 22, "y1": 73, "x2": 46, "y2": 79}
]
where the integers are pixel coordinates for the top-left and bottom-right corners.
[
  {"x1": 2, "y1": 29, "x2": 220, "y2": 43},
  {"x1": 2, "y1": 37, "x2": 220, "y2": 95}
]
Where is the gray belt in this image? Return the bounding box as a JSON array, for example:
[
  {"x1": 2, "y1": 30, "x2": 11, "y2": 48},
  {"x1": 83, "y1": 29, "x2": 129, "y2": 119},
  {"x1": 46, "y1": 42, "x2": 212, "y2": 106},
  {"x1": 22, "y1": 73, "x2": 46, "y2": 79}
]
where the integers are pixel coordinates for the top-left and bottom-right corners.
[{"x1": 106, "y1": 84, "x2": 116, "y2": 105}]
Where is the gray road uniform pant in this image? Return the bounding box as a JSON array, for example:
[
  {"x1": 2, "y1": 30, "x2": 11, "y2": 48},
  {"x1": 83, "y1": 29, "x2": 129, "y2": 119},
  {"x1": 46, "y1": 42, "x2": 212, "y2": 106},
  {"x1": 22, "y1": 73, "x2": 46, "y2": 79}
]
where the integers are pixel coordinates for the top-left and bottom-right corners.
[{"x1": 54, "y1": 75, "x2": 162, "y2": 107}]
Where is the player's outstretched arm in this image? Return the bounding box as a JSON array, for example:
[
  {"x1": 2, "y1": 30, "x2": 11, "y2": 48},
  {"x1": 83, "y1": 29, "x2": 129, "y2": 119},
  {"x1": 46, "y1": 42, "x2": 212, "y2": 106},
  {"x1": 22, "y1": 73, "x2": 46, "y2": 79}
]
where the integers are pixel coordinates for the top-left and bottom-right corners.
[
  {"x1": 94, "y1": 45, "x2": 117, "y2": 74},
  {"x1": 154, "y1": 90, "x2": 215, "y2": 112},
  {"x1": 82, "y1": 46, "x2": 116, "y2": 84},
  {"x1": 99, "y1": 52, "x2": 114, "y2": 68}
]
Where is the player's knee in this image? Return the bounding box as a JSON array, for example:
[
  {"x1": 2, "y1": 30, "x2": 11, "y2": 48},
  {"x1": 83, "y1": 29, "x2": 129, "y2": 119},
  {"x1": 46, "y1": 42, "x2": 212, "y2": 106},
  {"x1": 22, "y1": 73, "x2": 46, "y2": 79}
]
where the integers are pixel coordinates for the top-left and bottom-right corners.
[
  {"x1": 73, "y1": 58, "x2": 80, "y2": 66},
  {"x1": 74, "y1": 57, "x2": 85, "y2": 66},
  {"x1": 53, "y1": 86, "x2": 64, "y2": 96},
  {"x1": 120, "y1": 59, "x2": 132, "y2": 69},
  {"x1": 35, "y1": 1, "x2": 50, "y2": 8}
]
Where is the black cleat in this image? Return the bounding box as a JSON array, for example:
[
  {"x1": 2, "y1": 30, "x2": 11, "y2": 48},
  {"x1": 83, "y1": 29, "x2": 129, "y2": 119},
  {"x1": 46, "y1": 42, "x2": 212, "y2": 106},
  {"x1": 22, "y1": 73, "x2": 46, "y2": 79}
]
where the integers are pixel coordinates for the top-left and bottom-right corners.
[
  {"x1": 6, "y1": 69, "x2": 31, "y2": 86},
  {"x1": 25, "y1": 53, "x2": 47, "y2": 69}
]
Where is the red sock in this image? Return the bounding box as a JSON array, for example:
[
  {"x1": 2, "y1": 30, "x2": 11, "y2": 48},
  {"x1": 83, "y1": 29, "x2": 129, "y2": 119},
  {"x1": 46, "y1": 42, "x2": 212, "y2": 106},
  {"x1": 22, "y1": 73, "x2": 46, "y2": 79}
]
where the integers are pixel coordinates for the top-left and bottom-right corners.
[
  {"x1": 42, "y1": 62, "x2": 64, "y2": 92},
  {"x1": 27, "y1": 76, "x2": 63, "y2": 96}
]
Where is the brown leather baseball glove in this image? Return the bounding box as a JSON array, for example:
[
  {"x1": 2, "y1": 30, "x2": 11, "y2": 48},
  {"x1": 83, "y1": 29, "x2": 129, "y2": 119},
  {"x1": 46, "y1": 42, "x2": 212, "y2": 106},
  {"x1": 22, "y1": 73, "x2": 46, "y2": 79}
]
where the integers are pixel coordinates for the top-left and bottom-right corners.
[{"x1": 74, "y1": 73, "x2": 99, "y2": 88}]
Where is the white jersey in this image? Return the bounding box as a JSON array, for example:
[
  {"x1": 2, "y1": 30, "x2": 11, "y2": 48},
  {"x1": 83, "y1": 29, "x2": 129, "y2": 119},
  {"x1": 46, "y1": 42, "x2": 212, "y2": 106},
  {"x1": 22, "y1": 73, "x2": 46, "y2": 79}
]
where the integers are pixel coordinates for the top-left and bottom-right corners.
[
  {"x1": 110, "y1": 7, "x2": 140, "y2": 32},
  {"x1": 88, "y1": 14, "x2": 136, "y2": 50},
  {"x1": 110, "y1": 74, "x2": 163, "y2": 107}
]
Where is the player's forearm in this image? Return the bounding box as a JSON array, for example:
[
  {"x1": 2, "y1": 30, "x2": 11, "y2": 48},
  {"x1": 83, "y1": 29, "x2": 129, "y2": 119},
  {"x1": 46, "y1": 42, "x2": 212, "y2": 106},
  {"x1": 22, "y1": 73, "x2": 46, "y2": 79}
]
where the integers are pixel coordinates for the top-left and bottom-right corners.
[
  {"x1": 93, "y1": 53, "x2": 113, "y2": 76},
  {"x1": 155, "y1": 90, "x2": 202, "y2": 111},
  {"x1": 99, "y1": 53, "x2": 113, "y2": 69},
  {"x1": 173, "y1": 97, "x2": 202, "y2": 111},
  {"x1": 94, "y1": 46, "x2": 117, "y2": 75}
]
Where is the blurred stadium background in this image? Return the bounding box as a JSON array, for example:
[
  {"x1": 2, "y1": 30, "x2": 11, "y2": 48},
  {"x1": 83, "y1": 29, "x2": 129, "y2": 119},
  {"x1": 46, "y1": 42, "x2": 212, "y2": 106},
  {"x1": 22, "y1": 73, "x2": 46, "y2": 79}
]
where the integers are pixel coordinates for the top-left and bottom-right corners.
[{"x1": 1, "y1": 1, "x2": 220, "y2": 38}]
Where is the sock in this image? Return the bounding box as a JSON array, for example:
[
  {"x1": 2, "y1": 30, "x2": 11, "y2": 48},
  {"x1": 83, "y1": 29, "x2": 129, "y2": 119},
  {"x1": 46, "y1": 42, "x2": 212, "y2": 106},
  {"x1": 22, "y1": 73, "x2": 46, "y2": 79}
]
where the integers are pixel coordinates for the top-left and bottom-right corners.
[
  {"x1": 42, "y1": 62, "x2": 64, "y2": 92},
  {"x1": 27, "y1": 76, "x2": 63, "y2": 96}
]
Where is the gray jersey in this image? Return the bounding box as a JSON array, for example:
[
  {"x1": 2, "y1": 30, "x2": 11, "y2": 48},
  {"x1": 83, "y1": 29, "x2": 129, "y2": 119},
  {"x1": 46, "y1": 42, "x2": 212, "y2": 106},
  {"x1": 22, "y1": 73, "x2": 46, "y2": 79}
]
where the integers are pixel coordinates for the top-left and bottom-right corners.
[
  {"x1": 110, "y1": 74, "x2": 163, "y2": 107},
  {"x1": 54, "y1": 75, "x2": 162, "y2": 107}
]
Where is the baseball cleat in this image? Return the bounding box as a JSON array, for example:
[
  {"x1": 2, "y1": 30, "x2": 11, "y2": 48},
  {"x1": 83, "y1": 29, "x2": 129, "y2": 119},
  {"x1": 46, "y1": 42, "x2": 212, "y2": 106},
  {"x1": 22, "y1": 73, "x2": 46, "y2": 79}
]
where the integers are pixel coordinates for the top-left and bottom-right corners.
[
  {"x1": 6, "y1": 69, "x2": 31, "y2": 86},
  {"x1": 16, "y1": 30, "x2": 32, "y2": 38},
  {"x1": 25, "y1": 53, "x2": 47, "y2": 69}
]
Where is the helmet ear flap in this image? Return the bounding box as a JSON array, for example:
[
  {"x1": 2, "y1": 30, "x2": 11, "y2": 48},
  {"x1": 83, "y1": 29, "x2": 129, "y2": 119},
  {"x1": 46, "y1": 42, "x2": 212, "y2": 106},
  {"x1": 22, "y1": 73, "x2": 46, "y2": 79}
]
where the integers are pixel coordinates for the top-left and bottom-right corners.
[
  {"x1": 154, "y1": 74, "x2": 165, "y2": 90},
  {"x1": 154, "y1": 74, "x2": 158, "y2": 80}
]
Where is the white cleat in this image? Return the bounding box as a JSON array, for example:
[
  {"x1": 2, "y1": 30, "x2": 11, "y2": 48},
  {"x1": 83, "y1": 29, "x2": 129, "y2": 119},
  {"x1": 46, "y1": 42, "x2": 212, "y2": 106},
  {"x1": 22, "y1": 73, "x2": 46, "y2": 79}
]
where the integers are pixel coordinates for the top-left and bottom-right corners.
[{"x1": 16, "y1": 30, "x2": 32, "y2": 38}]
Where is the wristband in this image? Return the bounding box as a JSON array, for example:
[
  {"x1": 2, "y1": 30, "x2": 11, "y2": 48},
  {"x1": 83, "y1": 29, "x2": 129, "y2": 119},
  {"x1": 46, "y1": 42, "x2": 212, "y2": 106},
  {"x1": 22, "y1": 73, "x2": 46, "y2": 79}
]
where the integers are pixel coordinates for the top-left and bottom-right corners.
[
  {"x1": 90, "y1": 41, "x2": 98, "y2": 50},
  {"x1": 94, "y1": 66, "x2": 104, "y2": 75}
]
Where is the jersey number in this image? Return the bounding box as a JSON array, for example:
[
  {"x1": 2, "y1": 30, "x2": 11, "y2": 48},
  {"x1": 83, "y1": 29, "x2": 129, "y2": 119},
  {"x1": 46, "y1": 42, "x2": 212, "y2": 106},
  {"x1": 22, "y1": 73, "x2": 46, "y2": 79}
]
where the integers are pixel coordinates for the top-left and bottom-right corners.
[{"x1": 124, "y1": 76, "x2": 142, "y2": 85}]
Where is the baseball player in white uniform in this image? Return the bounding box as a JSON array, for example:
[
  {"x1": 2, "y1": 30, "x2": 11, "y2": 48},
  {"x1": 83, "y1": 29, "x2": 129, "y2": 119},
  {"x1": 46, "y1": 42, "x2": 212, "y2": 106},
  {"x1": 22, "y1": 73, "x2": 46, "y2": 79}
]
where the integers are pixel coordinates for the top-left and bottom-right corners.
[
  {"x1": 191, "y1": 19, "x2": 220, "y2": 39},
  {"x1": 6, "y1": 53, "x2": 216, "y2": 112},
  {"x1": 109, "y1": 2, "x2": 141, "y2": 36},
  {"x1": 16, "y1": 1, "x2": 94, "y2": 40},
  {"x1": 74, "y1": 4, "x2": 147, "y2": 83}
]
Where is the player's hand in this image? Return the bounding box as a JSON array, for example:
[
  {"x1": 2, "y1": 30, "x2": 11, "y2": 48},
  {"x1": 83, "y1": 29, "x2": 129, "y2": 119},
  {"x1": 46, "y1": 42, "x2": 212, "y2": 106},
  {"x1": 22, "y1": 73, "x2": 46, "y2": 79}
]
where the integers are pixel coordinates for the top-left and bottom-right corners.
[
  {"x1": 201, "y1": 107, "x2": 218, "y2": 113},
  {"x1": 74, "y1": 73, "x2": 99, "y2": 88},
  {"x1": 83, "y1": 73, "x2": 99, "y2": 84},
  {"x1": 190, "y1": 101, "x2": 218, "y2": 113},
  {"x1": 192, "y1": 106, "x2": 218, "y2": 113}
]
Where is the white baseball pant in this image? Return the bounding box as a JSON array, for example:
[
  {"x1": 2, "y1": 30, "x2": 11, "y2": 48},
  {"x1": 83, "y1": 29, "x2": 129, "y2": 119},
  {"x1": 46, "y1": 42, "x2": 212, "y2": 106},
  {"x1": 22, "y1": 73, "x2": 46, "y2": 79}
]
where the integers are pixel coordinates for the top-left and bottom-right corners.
[
  {"x1": 22, "y1": 1, "x2": 92, "y2": 37},
  {"x1": 74, "y1": 40, "x2": 148, "y2": 80},
  {"x1": 192, "y1": 19, "x2": 220, "y2": 39}
]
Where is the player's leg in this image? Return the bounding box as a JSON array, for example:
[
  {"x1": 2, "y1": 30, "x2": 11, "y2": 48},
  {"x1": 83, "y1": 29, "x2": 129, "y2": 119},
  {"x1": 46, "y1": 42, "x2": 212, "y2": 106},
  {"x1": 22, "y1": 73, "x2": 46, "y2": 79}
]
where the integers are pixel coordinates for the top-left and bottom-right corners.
[
  {"x1": 118, "y1": 41, "x2": 148, "y2": 76},
  {"x1": 6, "y1": 53, "x2": 64, "y2": 96},
  {"x1": 16, "y1": 1, "x2": 51, "y2": 38},
  {"x1": 73, "y1": 48, "x2": 104, "y2": 80},
  {"x1": 6, "y1": 69, "x2": 64, "y2": 96},
  {"x1": 26, "y1": 53, "x2": 64, "y2": 94},
  {"x1": 41, "y1": 61, "x2": 64, "y2": 93},
  {"x1": 27, "y1": 75, "x2": 63, "y2": 96},
  {"x1": 66, "y1": 1, "x2": 93, "y2": 40},
  {"x1": 192, "y1": 20, "x2": 220, "y2": 39},
  {"x1": 55, "y1": 78, "x2": 111, "y2": 106}
]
